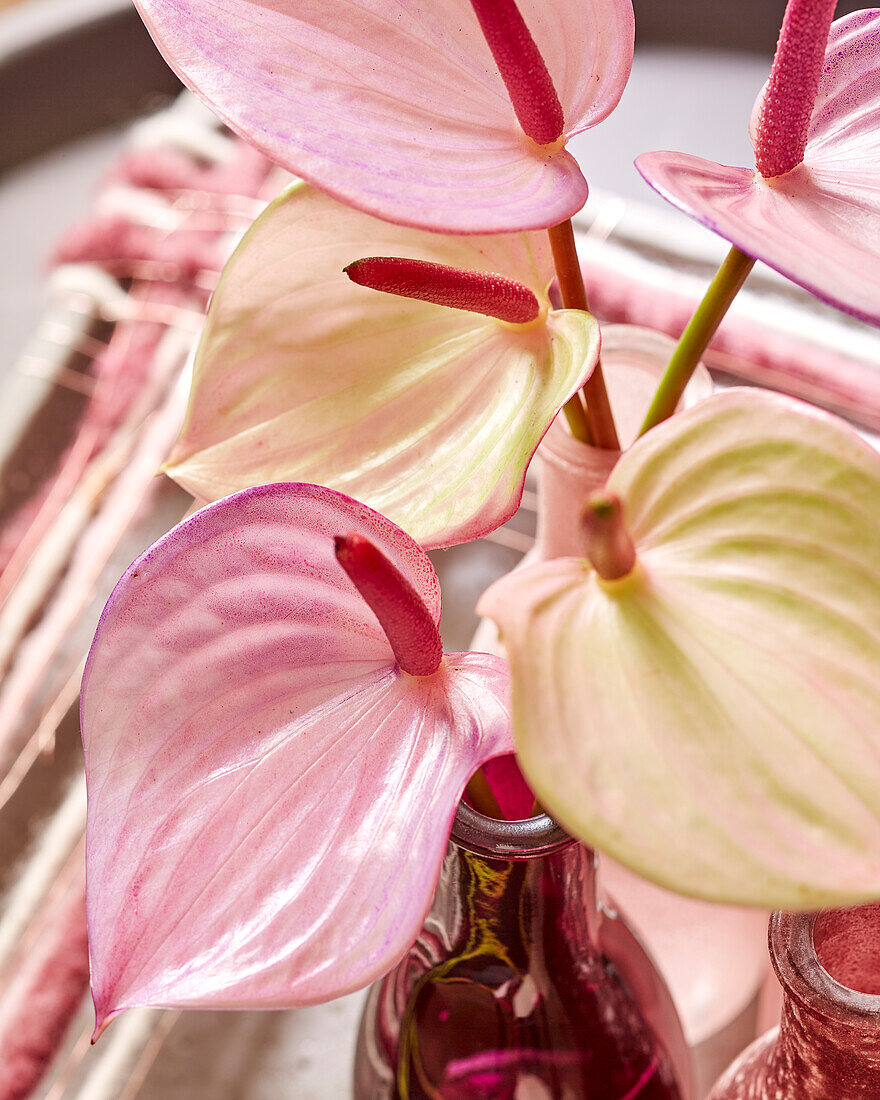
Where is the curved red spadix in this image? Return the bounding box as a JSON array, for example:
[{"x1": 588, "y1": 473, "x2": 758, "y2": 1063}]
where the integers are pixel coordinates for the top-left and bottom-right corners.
[
  {"x1": 753, "y1": 0, "x2": 837, "y2": 178},
  {"x1": 468, "y1": 0, "x2": 564, "y2": 146},
  {"x1": 637, "y1": 11, "x2": 880, "y2": 326},
  {"x1": 334, "y1": 533, "x2": 443, "y2": 676},
  {"x1": 345, "y1": 258, "x2": 541, "y2": 324}
]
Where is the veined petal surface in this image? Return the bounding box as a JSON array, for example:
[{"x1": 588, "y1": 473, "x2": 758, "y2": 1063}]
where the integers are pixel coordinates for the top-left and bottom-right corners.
[
  {"x1": 165, "y1": 185, "x2": 600, "y2": 549},
  {"x1": 133, "y1": 0, "x2": 633, "y2": 232},
  {"x1": 480, "y1": 389, "x2": 880, "y2": 908},
  {"x1": 82, "y1": 483, "x2": 512, "y2": 1024},
  {"x1": 637, "y1": 11, "x2": 880, "y2": 325}
]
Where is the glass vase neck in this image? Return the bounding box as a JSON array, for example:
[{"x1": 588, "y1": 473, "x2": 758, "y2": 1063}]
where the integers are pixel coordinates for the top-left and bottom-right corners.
[
  {"x1": 448, "y1": 803, "x2": 604, "y2": 978},
  {"x1": 355, "y1": 803, "x2": 692, "y2": 1099},
  {"x1": 450, "y1": 802, "x2": 572, "y2": 858},
  {"x1": 536, "y1": 416, "x2": 619, "y2": 561},
  {"x1": 709, "y1": 905, "x2": 880, "y2": 1099},
  {"x1": 536, "y1": 325, "x2": 712, "y2": 562},
  {"x1": 769, "y1": 908, "x2": 880, "y2": 1096}
]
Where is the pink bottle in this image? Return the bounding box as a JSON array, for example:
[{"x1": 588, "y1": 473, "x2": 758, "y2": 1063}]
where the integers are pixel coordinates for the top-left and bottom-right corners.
[
  {"x1": 708, "y1": 904, "x2": 880, "y2": 1099},
  {"x1": 354, "y1": 803, "x2": 693, "y2": 1099}
]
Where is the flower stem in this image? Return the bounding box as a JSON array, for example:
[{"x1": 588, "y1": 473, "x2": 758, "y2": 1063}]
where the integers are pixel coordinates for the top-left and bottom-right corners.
[
  {"x1": 466, "y1": 770, "x2": 505, "y2": 819},
  {"x1": 561, "y1": 386, "x2": 593, "y2": 443},
  {"x1": 638, "y1": 245, "x2": 755, "y2": 437},
  {"x1": 548, "y1": 220, "x2": 620, "y2": 450}
]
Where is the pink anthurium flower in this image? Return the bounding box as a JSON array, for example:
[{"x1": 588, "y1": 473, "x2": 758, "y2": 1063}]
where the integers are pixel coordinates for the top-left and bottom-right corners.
[
  {"x1": 479, "y1": 389, "x2": 880, "y2": 909},
  {"x1": 131, "y1": 0, "x2": 634, "y2": 232},
  {"x1": 637, "y1": 7, "x2": 880, "y2": 326},
  {"x1": 163, "y1": 183, "x2": 601, "y2": 549},
  {"x1": 81, "y1": 483, "x2": 512, "y2": 1031}
]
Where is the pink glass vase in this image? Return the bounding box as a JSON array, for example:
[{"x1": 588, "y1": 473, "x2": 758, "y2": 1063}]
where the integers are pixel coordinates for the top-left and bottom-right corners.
[
  {"x1": 707, "y1": 904, "x2": 880, "y2": 1099},
  {"x1": 354, "y1": 803, "x2": 693, "y2": 1099}
]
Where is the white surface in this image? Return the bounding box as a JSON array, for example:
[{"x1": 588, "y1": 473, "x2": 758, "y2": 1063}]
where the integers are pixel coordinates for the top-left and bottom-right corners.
[
  {"x1": 0, "y1": 129, "x2": 124, "y2": 372},
  {"x1": 568, "y1": 45, "x2": 770, "y2": 206},
  {"x1": 125, "y1": 994, "x2": 367, "y2": 1099}
]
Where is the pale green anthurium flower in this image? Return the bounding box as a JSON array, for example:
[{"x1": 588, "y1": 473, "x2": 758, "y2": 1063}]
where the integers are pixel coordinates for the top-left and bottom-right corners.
[
  {"x1": 479, "y1": 388, "x2": 880, "y2": 909},
  {"x1": 164, "y1": 182, "x2": 600, "y2": 549}
]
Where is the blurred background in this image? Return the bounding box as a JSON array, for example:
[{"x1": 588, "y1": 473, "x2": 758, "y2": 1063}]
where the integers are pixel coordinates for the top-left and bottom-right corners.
[{"x1": 0, "y1": 0, "x2": 867, "y2": 365}]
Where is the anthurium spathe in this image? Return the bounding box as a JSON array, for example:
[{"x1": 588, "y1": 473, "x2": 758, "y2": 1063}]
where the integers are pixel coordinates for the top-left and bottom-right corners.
[
  {"x1": 636, "y1": 7, "x2": 880, "y2": 326},
  {"x1": 163, "y1": 183, "x2": 600, "y2": 549},
  {"x1": 479, "y1": 389, "x2": 880, "y2": 909},
  {"x1": 81, "y1": 483, "x2": 512, "y2": 1029},
  {"x1": 131, "y1": 0, "x2": 633, "y2": 233}
]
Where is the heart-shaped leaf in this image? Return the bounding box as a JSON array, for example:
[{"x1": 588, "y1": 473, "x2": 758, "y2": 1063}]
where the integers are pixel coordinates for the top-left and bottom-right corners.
[
  {"x1": 479, "y1": 389, "x2": 880, "y2": 908},
  {"x1": 133, "y1": 0, "x2": 634, "y2": 232},
  {"x1": 636, "y1": 11, "x2": 880, "y2": 325},
  {"x1": 164, "y1": 184, "x2": 600, "y2": 549},
  {"x1": 82, "y1": 483, "x2": 512, "y2": 1029}
]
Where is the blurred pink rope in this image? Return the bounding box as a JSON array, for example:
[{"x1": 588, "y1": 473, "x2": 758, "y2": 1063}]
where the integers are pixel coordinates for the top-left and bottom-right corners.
[
  {"x1": 0, "y1": 134, "x2": 273, "y2": 1100},
  {"x1": 582, "y1": 256, "x2": 880, "y2": 433},
  {"x1": 0, "y1": 143, "x2": 269, "y2": 589}
]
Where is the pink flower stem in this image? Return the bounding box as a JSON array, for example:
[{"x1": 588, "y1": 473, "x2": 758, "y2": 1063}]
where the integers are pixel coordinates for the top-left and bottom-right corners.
[
  {"x1": 639, "y1": 245, "x2": 755, "y2": 436},
  {"x1": 548, "y1": 220, "x2": 620, "y2": 449}
]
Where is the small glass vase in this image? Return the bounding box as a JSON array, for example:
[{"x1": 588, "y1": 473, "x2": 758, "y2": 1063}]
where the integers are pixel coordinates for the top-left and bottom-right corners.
[
  {"x1": 353, "y1": 803, "x2": 692, "y2": 1099},
  {"x1": 536, "y1": 324, "x2": 713, "y2": 558},
  {"x1": 707, "y1": 905, "x2": 880, "y2": 1099}
]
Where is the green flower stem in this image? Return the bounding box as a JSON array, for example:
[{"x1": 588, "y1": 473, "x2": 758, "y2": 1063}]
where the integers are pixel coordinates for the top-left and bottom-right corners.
[
  {"x1": 548, "y1": 220, "x2": 620, "y2": 450},
  {"x1": 638, "y1": 244, "x2": 756, "y2": 437},
  {"x1": 561, "y1": 389, "x2": 592, "y2": 443},
  {"x1": 465, "y1": 770, "x2": 505, "y2": 820}
]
